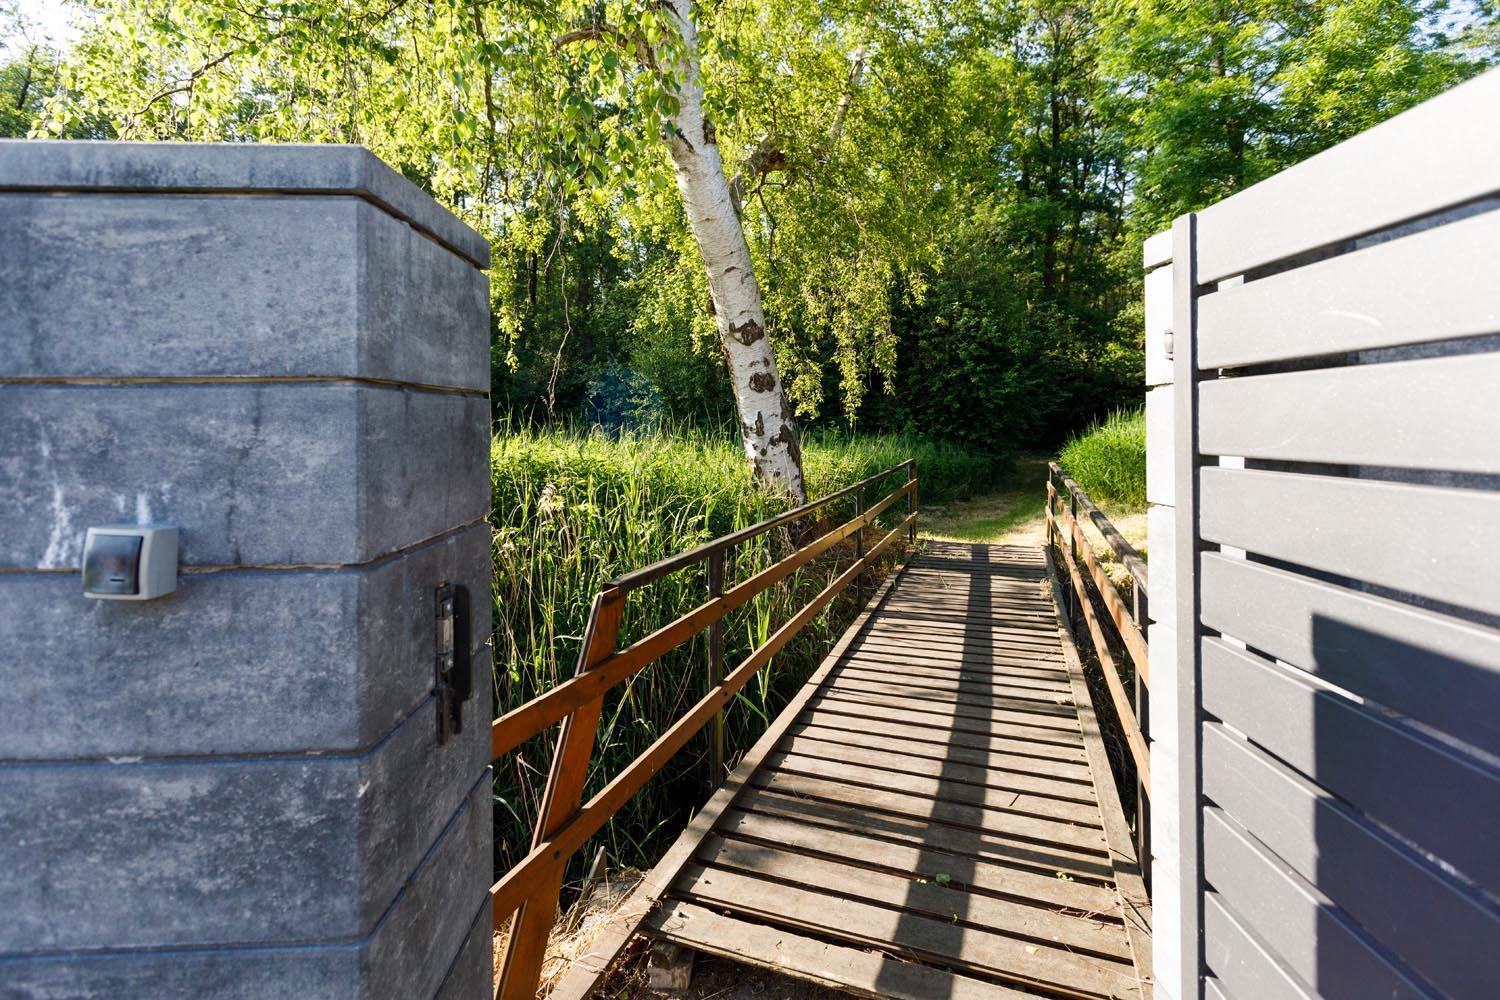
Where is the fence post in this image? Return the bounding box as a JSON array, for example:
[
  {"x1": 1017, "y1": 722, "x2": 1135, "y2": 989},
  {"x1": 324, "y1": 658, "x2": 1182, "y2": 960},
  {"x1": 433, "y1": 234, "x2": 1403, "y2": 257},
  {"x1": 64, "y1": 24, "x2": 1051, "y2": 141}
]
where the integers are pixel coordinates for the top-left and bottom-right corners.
[
  {"x1": 854, "y1": 489, "x2": 867, "y2": 608},
  {"x1": 706, "y1": 550, "x2": 726, "y2": 787},
  {"x1": 1068, "y1": 485, "x2": 1081, "y2": 626},
  {"x1": 497, "y1": 589, "x2": 624, "y2": 1000},
  {"x1": 1131, "y1": 576, "x2": 1151, "y2": 892},
  {"x1": 906, "y1": 462, "x2": 918, "y2": 542}
]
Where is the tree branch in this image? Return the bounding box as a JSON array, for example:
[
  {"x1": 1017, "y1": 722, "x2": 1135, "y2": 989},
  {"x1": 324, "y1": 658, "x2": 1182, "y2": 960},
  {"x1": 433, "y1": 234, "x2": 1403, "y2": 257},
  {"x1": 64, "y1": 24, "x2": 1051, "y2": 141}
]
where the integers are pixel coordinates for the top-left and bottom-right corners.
[{"x1": 554, "y1": 23, "x2": 657, "y2": 70}]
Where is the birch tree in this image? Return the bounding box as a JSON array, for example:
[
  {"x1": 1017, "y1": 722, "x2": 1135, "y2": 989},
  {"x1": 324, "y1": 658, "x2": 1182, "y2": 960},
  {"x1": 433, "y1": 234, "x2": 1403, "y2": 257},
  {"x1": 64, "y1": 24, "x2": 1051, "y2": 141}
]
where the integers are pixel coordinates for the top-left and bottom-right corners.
[{"x1": 559, "y1": 0, "x2": 805, "y2": 498}]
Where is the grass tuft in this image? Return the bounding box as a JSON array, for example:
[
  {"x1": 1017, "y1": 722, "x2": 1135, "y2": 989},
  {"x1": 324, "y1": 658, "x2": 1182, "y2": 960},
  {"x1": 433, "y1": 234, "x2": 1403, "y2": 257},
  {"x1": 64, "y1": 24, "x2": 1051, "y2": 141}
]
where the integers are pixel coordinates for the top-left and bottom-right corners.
[{"x1": 1058, "y1": 408, "x2": 1146, "y2": 510}]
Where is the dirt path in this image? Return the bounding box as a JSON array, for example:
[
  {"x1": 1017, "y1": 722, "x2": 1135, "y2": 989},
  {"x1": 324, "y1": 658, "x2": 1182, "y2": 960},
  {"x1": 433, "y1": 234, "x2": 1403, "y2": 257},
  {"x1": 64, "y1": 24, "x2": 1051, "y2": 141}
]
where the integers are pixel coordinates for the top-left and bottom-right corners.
[{"x1": 919, "y1": 455, "x2": 1053, "y2": 547}]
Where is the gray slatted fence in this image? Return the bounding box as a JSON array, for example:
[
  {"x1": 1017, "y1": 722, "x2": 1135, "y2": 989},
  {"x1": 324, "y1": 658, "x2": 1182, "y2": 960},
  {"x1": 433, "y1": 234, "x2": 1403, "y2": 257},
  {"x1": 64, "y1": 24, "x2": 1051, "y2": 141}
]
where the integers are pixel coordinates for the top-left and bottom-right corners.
[{"x1": 1145, "y1": 67, "x2": 1500, "y2": 1000}]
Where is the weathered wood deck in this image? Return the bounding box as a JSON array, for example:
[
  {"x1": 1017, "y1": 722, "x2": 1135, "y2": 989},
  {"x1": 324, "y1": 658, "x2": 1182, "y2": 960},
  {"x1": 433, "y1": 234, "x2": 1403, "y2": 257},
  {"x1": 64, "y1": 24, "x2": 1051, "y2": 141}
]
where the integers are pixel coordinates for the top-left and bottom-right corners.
[{"x1": 560, "y1": 540, "x2": 1152, "y2": 999}]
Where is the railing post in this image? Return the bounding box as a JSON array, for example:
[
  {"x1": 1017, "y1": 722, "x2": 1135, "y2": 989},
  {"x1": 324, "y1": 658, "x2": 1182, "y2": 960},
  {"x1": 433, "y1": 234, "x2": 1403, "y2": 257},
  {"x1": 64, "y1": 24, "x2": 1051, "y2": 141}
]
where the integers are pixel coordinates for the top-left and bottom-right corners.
[
  {"x1": 1068, "y1": 486, "x2": 1081, "y2": 626},
  {"x1": 497, "y1": 589, "x2": 624, "y2": 1000},
  {"x1": 853, "y1": 488, "x2": 867, "y2": 609},
  {"x1": 706, "y1": 550, "x2": 726, "y2": 788},
  {"x1": 906, "y1": 461, "x2": 918, "y2": 542}
]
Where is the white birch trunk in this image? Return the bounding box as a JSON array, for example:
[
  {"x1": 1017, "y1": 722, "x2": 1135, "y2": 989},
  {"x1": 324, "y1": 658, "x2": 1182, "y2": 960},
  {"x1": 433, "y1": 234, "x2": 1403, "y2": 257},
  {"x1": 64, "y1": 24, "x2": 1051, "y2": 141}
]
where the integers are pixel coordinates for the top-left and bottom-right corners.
[{"x1": 661, "y1": 0, "x2": 807, "y2": 502}]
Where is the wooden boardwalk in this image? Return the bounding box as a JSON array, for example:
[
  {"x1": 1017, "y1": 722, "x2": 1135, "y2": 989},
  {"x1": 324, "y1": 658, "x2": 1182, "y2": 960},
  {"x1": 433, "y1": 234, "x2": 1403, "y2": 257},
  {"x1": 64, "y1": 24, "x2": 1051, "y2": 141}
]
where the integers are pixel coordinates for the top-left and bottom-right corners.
[{"x1": 561, "y1": 540, "x2": 1152, "y2": 999}]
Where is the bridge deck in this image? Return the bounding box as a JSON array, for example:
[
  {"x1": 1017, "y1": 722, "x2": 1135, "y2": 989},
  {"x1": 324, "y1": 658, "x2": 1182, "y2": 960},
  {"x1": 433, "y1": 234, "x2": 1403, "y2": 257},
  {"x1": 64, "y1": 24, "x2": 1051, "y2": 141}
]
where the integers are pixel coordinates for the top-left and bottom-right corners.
[{"x1": 562, "y1": 541, "x2": 1151, "y2": 999}]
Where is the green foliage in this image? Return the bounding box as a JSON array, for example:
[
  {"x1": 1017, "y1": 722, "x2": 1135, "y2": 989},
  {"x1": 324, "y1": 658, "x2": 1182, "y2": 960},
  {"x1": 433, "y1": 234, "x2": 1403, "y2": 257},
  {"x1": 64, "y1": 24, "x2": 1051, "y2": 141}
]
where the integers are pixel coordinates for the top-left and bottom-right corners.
[
  {"x1": 0, "y1": 3, "x2": 110, "y2": 137},
  {"x1": 489, "y1": 426, "x2": 1000, "y2": 871},
  {"x1": 1058, "y1": 408, "x2": 1146, "y2": 509},
  {"x1": 1098, "y1": 0, "x2": 1492, "y2": 233},
  {"x1": 33, "y1": 0, "x2": 1497, "y2": 450}
]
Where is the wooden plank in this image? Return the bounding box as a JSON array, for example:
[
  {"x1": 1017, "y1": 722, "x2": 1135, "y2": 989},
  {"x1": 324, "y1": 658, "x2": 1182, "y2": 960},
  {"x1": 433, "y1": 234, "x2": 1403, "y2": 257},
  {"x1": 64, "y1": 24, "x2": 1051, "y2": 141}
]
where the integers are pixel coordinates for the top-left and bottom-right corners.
[
  {"x1": 836, "y1": 657, "x2": 1072, "y2": 693},
  {"x1": 1202, "y1": 807, "x2": 1434, "y2": 999},
  {"x1": 768, "y1": 750, "x2": 1104, "y2": 826},
  {"x1": 1203, "y1": 721, "x2": 1500, "y2": 998},
  {"x1": 775, "y1": 739, "x2": 1098, "y2": 811},
  {"x1": 814, "y1": 690, "x2": 1088, "y2": 746},
  {"x1": 819, "y1": 685, "x2": 1082, "y2": 731},
  {"x1": 711, "y1": 807, "x2": 1119, "y2": 914},
  {"x1": 1193, "y1": 68, "x2": 1500, "y2": 283},
  {"x1": 835, "y1": 662, "x2": 1072, "y2": 700},
  {"x1": 751, "y1": 769, "x2": 1112, "y2": 855},
  {"x1": 738, "y1": 786, "x2": 1119, "y2": 881},
  {"x1": 1200, "y1": 553, "x2": 1500, "y2": 754},
  {"x1": 823, "y1": 681, "x2": 1071, "y2": 719},
  {"x1": 1201, "y1": 638, "x2": 1500, "y2": 888},
  {"x1": 787, "y1": 719, "x2": 1094, "y2": 781},
  {"x1": 829, "y1": 672, "x2": 1074, "y2": 714},
  {"x1": 643, "y1": 900, "x2": 1031, "y2": 1000},
  {"x1": 697, "y1": 835, "x2": 1134, "y2": 959},
  {"x1": 1199, "y1": 353, "x2": 1500, "y2": 472},
  {"x1": 853, "y1": 637, "x2": 1066, "y2": 663},
  {"x1": 670, "y1": 862, "x2": 1141, "y2": 998},
  {"x1": 799, "y1": 700, "x2": 1090, "y2": 763},
  {"x1": 1198, "y1": 208, "x2": 1500, "y2": 367},
  {"x1": 852, "y1": 626, "x2": 1062, "y2": 650},
  {"x1": 548, "y1": 552, "x2": 919, "y2": 1000},
  {"x1": 1199, "y1": 466, "x2": 1500, "y2": 615},
  {"x1": 1046, "y1": 546, "x2": 1154, "y2": 998},
  {"x1": 871, "y1": 607, "x2": 1057, "y2": 629},
  {"x1": 1204, "y1": 892, "x2": 1313, "y2": 1000}
]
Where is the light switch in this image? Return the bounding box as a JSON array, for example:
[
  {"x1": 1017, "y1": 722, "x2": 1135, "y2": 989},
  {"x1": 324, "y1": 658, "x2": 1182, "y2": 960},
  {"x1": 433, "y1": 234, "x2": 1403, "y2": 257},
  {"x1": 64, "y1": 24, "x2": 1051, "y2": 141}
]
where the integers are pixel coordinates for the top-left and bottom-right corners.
[{"x1": 83, "y1": 526, "x2": 178, "y2": 601}]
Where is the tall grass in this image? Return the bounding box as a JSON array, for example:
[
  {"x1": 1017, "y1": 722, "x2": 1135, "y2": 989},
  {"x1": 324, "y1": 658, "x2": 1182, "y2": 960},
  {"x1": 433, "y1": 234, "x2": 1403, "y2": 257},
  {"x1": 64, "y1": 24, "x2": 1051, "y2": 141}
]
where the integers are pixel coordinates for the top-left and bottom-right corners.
[
  {"x1": 490, "y1": 426, "x2": 1001, "y2": 880},
  {"x1": 1058, "y1": 408, "x2": 1146, "y2": 510}
]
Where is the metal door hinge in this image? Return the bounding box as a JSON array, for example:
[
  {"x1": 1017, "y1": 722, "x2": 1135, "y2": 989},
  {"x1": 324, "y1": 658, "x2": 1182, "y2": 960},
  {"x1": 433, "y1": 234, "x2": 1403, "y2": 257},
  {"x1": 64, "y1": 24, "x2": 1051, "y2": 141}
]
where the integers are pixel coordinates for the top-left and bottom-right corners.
[{"x1": 434, "y1": 582, "x2": 474, "y2": 744}]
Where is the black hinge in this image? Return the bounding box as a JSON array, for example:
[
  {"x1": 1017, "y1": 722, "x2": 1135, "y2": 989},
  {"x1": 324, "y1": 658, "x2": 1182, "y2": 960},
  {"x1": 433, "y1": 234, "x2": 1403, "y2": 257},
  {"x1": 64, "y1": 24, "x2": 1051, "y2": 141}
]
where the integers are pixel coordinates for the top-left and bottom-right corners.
[{"x1": 434, "y1": 582, "x2": 474, "y2": 744}]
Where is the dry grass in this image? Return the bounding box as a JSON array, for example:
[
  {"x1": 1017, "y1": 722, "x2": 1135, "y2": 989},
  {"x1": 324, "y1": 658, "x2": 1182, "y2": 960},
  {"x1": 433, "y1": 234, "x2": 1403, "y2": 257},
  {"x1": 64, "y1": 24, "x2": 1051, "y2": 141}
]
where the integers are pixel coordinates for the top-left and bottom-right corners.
[{"x1": 493, "y1": 868, "x2": 645, "y2": 997}]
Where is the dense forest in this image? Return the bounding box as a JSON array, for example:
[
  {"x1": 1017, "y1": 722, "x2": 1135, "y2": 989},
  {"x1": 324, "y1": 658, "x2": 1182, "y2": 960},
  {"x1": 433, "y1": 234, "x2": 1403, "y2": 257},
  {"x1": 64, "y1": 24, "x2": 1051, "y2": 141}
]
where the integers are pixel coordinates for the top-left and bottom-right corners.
[{"x1": 5, "y1": 0, "x2": 1494, "y2": 456}]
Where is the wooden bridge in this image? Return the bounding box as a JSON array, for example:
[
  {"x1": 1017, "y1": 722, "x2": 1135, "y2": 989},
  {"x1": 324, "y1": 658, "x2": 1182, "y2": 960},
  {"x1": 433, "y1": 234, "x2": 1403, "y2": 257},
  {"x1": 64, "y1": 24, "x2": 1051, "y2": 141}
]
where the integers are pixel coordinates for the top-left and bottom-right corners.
[{"x1": 490, "y1": 464, "x2": 1152, "y2": 999}]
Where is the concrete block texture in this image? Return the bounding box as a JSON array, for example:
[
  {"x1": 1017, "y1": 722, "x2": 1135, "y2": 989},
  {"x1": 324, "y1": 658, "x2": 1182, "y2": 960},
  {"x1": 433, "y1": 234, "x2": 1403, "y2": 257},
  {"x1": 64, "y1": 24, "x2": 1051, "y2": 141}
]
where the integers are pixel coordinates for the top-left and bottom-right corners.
[
  {"x1": 0, "y1": 139, "x2": 490, "y2": 267},
  {"x1": 0, "y1": 193, "x2": 488, "y2": 390},
  {"x1": 434, "y1": 901, "x2": 496, "y2": 1000},
  {"x1": 0, "y1": 141, "x2": 494, "y2": 999},
  {"x1": 0, "y1": 383, "x2": 489, "y2": 569},
  {"x1": 0, "y1": 523, "x2": 491, "y2": 759},
  {"x1": 0, "y1": 673, "x2": 490, "y2": 954},
  {"x1": 0, "y1": 778, "x2": 493, "y2": 1000}
]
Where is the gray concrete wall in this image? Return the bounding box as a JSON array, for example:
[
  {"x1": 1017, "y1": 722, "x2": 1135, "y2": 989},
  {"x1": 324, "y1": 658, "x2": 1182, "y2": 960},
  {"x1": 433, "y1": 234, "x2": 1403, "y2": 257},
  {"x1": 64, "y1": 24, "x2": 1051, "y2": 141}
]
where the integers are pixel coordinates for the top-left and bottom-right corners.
[{"x1": 0, "y1": 141, "x2": 494, "y2": 999}]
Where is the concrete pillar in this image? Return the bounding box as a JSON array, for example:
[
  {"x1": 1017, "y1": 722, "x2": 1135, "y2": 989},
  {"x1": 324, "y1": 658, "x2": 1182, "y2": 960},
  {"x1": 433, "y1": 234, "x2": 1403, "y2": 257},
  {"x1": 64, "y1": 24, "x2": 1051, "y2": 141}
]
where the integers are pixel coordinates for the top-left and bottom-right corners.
[{"x1": 0, "y1": 141, "x2": 494, "y2": 998}]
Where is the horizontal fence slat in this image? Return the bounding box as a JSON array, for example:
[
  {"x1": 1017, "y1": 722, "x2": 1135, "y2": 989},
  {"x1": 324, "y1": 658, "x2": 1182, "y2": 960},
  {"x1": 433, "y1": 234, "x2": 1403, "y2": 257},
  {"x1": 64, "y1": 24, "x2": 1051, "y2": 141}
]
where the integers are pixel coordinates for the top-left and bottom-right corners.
[
  {"x1": 1204, "y1": 892, "x2": 1313, "y2": 1000},
  {"x1": 1201, "y1": 638, "x2": 1500, "y2": 887},
  {"x1": 1199, "y1": 467, "x2": 1500, "y2": 615},
  {"x1": 1200, "y1": 554, "x2": 1500, "y2": 753},
  {"x1": 1197, "y1": 207, "x2": 1500, "y2": 367},
  {"x1": 1203, "y1": 722, "x2": 1500, "y2": 998},
  {"x1": 1193, "y1": 68, "x2": 1500, "y2": 282},
  {"x1": 1202, "y1": 807, "x2": 1434, "y2": 1000},
  {"x1": 1198, "y1": 353, "x2": 1500, "y2": 473}
]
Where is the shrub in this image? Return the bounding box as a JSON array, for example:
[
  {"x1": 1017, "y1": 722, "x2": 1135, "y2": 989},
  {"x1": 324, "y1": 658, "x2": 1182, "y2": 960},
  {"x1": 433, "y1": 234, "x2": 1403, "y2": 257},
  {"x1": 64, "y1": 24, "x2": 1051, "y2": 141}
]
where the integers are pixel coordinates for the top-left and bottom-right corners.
[{"x1": 1058, "y1": 408, "x2": 1146, "y2": 509}]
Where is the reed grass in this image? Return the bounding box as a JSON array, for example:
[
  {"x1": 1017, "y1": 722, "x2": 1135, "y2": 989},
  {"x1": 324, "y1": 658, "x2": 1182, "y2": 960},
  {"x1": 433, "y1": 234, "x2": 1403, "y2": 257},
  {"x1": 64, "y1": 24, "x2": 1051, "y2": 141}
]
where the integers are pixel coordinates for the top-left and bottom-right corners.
[
  {"x1": 490, "y1": 426, "x2": 1001, "y2": 879},
  {"x1": 1057, "y1": 408, "x2": 1147, "y2": 510}
]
